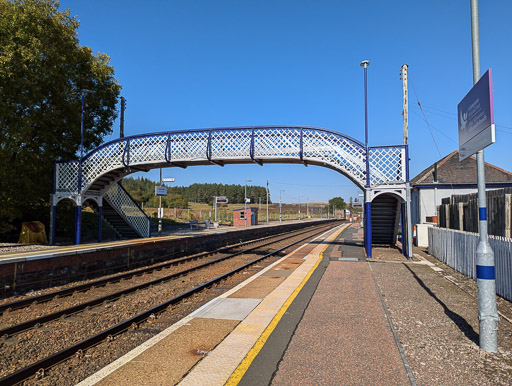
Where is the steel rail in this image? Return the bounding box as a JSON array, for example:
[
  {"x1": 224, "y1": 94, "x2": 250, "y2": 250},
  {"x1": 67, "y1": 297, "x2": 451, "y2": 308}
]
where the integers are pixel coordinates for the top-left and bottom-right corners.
[
  {"x1": 0, "y1": 223, "x2": 339, "y2": 385},
  {"x1": 0, "y1": 222, "x2": 333, "y2": 314},
  {"x1": 0, "y1": 223, "x2": 336, "y2": 337}
]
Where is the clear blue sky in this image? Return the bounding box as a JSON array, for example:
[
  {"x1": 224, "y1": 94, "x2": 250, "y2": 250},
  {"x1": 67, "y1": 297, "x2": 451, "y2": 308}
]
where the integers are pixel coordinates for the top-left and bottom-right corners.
[{"x1": 60, "y1": 0, "x2": 512, "y2": 204}]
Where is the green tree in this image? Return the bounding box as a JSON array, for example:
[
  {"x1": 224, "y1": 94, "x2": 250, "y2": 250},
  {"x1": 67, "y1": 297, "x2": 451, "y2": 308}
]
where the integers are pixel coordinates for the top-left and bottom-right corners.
[
  {"x1": 0, "y1": 0, "x2": 121, "y2": 238},
  {"x1": 328, "y1": 197, "x2": 346, "y2": 211}
]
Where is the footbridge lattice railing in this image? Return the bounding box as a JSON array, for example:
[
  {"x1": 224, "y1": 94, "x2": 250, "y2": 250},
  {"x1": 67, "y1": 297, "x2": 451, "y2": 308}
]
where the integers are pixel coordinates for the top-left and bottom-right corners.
[
  {"x1": 54, "y1": 126, "x2": 407, "y2": 194},
  {"x1": 104, "y1": 182, "x2": 151, "y2": 238}
]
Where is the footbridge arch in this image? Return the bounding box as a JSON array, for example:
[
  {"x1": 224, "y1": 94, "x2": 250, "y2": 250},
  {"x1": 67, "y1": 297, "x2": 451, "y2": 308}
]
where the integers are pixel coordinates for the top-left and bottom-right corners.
[{"x1": 50, "y1": 126, "x2": 410, "y2": 255}]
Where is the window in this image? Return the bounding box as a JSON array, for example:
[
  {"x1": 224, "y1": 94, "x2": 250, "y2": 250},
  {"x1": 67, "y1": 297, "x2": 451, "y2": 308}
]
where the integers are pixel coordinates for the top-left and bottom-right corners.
[{"x1": 240, "y1": 211, "x2": 245, "y2": 219}]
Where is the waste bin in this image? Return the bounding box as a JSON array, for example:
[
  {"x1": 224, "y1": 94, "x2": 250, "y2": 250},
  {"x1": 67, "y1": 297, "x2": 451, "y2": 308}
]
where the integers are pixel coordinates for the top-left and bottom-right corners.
[{"x1": 204, "y1": 219, "x2": 210, "y2": 229}]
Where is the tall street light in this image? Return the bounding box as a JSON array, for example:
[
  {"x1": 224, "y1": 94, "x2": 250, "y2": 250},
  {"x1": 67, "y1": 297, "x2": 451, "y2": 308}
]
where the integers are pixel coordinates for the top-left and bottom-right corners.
[
  {"x1": 78, "y1": 89, "x2": 93, "y2": 193},
  {"x1": 158, "y1": 168, "x2": 163, "y2": 236},
  {"x1": 298, "y1": 196, "x2": 303, "y2": 221},
  {"x1": 75, "y1": 89, "x2": 92, "y2": 245},
  {"x1": 360, "y1": 59, "x2": 372, "y2": 258},
  {"x1": 279, "y1": 190, "x2": 285, "y2": 223},
  {"x1": 244, "y1": 179, "x2": 252, "y2": 226}
]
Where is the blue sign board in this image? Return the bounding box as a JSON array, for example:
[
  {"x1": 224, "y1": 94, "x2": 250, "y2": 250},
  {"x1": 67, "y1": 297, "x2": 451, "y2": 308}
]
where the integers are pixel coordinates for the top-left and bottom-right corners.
[
  {"x1": 155, "y1": 186, "x2": 167, "y2": 196},
  {"x1": 458, "y1": 69, "x2": 495, "y2": 161}
]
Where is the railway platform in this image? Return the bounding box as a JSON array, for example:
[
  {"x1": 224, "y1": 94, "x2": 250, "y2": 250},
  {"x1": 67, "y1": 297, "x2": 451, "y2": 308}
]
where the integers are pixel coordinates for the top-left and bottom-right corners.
[
  {"x1": 77, "y1": 223, "x2": 512, "y2": 385},
  {"x1": 0, "y1": 219, "x2": 332, "y2": 293}
]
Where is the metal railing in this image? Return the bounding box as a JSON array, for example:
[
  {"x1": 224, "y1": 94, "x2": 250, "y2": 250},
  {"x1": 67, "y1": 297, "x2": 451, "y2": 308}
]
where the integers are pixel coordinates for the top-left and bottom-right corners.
[
  {"x1": 104, "y1": 182, "x2": 151, "y2": 238},
  {"x1": 54, "y1": 126, "x2": 407, "y2": 194},
  {"x1": 428, "y1": 227, "x2": 512, "y2": 301}
]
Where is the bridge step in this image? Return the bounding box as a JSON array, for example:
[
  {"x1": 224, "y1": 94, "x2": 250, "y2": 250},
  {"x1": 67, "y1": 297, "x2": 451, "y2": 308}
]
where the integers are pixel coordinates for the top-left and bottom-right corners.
[
  {"x1": 371, "y1": 195, "x2": 399, "y2": 245},
  {"x1": 98, "y1": 200, "x2": 140, "y2": 240}
]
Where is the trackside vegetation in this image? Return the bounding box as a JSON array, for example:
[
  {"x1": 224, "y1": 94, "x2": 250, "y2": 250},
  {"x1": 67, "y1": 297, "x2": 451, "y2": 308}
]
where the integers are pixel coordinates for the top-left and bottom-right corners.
[{"x1": 0, "y1": 0, "x2": 121, "y2": 240}]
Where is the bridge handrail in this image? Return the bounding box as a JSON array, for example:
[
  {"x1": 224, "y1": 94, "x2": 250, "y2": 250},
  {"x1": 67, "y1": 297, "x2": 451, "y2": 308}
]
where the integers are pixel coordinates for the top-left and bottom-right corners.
[{"x1": 104, "y1": 182, "x2": 151, "y2": 238}]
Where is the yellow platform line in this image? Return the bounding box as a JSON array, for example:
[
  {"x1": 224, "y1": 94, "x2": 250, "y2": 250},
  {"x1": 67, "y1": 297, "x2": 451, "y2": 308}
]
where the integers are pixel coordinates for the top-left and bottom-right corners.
[{"x1": 225, "y1": 223, "x2": 350, "y2": 385}]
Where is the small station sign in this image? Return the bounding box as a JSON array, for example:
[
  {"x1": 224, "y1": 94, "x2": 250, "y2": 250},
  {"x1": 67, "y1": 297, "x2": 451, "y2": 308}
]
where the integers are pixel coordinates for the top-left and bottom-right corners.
[
  {"x1": 155, "y1": 186, "x2": 167, "y2": 196},
  {"x1": 458, "y1": 69, "x2": 495, "y2": 161}
]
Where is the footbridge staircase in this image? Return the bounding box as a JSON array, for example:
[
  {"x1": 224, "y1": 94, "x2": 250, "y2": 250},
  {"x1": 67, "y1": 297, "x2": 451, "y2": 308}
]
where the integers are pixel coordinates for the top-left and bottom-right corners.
[{"x1": 50, "y1": 126, "x2": 411, "y2": 257}]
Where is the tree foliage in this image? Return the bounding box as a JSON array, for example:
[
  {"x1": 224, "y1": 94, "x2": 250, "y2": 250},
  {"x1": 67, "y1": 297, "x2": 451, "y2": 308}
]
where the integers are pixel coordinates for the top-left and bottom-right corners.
[
  {"x1": 121, "y1": 177, "x2": 188, "y2": 209},
  {"x1": 0, "y1": 0, "x2": 121, "y2": 238},
  {"x1": 121, "y1": 177, "x2": 271, "y2": 207},
  {"x1": 328, "y1": 196, "x2": 346, "y2": 211}
]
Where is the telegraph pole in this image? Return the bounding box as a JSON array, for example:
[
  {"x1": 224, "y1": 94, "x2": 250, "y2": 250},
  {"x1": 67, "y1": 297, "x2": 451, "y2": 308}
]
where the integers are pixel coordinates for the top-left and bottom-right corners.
[
  {"x1": 470, "y1": 0, "x2": 498, "y2": 353},
  {"x1": 401, "y1": 64, "x2": 413, "y2": 260},
  {"x1": 401, "y1": 65, "x2": 408, "y2": 145}
]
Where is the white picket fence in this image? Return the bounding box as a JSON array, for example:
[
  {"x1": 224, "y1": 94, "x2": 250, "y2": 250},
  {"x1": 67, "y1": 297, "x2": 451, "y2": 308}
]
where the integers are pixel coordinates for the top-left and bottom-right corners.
[{"x1": 428, "y1": 227, "x2": 512, "y2": 301}]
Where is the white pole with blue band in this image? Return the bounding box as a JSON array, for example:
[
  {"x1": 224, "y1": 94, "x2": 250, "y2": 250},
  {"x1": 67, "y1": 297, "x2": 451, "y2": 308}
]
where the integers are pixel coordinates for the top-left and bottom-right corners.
[{"x1": 470, "y1": 0, "x2": 499, "y2": 353}]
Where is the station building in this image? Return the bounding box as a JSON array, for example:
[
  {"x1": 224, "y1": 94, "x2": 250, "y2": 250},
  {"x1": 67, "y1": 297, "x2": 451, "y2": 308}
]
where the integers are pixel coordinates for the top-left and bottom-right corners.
[{"x1": 233, "y1": 208, "x2": 258, "y2": 227}]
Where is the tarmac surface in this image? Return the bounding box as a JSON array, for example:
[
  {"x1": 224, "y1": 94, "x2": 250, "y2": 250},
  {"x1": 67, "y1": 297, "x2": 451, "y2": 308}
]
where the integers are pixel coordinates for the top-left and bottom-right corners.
[
  {"x1": 237, "y1": 224, "x2": 412, "y2": 385},
  {"x1": 76, "y1": 222, "x2": 512, "y2": 385}
]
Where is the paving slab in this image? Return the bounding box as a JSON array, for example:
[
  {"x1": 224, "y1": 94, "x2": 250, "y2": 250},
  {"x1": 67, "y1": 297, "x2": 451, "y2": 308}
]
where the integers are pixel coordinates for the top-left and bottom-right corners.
[
  {"x1": 96, "y1": 318, "x2": 238, "y2": 386},
  {"x1": 189, "y1": 298, "x2": 262, "y2": 320}
]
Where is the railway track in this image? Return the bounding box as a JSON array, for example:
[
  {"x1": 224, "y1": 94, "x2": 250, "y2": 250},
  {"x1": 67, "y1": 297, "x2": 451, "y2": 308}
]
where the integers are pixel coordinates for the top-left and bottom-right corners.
[
  {"x1": 0, "y1": 222, "x2": 341, "y2": 385},
  {"x1": 0, "y1": 223, "x2": 334, "y2": 337},
  {"x1": 0, "y1": 223, "x2": 323, "y2": 314}
]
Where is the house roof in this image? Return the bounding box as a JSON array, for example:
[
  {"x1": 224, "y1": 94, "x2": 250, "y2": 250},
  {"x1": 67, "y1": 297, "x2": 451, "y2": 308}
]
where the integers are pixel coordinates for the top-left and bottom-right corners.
[{"x1": 411, "y1": 150, "x2": 512, "y2": 185}]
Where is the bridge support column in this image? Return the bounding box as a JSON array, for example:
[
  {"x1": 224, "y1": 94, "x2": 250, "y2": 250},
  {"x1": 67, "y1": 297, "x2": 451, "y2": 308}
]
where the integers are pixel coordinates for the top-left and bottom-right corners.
[
  {"x1": 74, "y1": 197, "x2": 82, "y2": 245},
  {"x1": 97, "y1": 201, "x2": 103, "y2": 243},
  {"x1": 364, "y1": 190, "x2": 372, "y2": 258},
  {"x1": 49, "y1": 198, "x2": 56, "y2": 246},
  {"x1": 401, "y1": 202, "x2": 407, "y2": 257},
  {"x1": 405, "y1": 182, "x2": 413, "y2": 259}
]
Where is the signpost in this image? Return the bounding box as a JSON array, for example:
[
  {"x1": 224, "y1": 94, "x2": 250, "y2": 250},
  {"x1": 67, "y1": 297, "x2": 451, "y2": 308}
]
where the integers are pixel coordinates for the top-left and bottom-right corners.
[
  {"x1": 458, "y1": 69, "x2": 495, "y2": 161},
  {"x1": 464, "y1": 0, "x2": 498, "y2": 353},
  {"x1": 155, "y1": 186, "x2": 167, "y2": 196},
  {"x1": 156, "y1": 172, "x2": 175, "y2": 236},
  {"x1": 214, "y1": 196, "x2": 228, "y2": 222}
]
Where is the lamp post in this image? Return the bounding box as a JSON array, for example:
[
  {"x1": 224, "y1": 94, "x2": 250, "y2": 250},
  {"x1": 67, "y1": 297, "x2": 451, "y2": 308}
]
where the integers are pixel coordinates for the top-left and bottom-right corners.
[
  {"x1": 360, "y1": 59, "x2": 372, "y2": 258},
  {"x1": 75, "y1": 89, "x2": 92, "y2": 245},
  {"x1": 298, "y1": 196, "x2": 302, "y2": 221},
  {"x1": 244, "y1": 179, "x2": 252, "y2": 226},
  {"x1": 158, "y1": 168, "x2": 163, "y2": 236},
  {"x1": 280, "y1": 190, "x2": 285, "y2": 223}
]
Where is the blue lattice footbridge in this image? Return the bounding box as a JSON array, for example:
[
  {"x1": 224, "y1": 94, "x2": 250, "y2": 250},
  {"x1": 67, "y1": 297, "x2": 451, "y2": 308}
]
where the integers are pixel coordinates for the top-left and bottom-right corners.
[{"x1": 50, "y1": 126, "x2": 411, "y2": 257}]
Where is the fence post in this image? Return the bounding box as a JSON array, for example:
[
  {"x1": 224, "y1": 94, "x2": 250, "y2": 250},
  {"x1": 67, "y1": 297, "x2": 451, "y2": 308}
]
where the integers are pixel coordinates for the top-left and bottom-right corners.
[
  {"x1": 506, "y1": 194, "x2": 511, "y2": 239},
  {"x1": 458, "y1": 203, "x2": 464, "y2": 231},
  {"x1": 445, "y1": 205, "x2": 450, "y2": 229}
]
